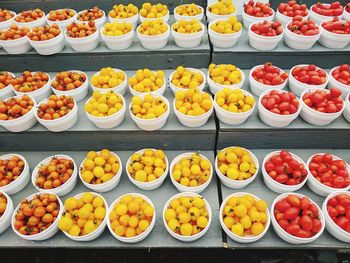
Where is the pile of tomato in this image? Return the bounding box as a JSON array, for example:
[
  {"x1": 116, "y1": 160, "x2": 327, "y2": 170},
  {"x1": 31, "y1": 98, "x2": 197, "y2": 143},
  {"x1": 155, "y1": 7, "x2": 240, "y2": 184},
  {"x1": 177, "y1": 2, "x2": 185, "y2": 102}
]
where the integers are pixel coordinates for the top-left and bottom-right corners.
[
  {"x1": 252, "y1": 62, "x2": 288, "y2": 86},
  {"x1": 302, "y1": 88, "x2": 343, "y2": 114}
]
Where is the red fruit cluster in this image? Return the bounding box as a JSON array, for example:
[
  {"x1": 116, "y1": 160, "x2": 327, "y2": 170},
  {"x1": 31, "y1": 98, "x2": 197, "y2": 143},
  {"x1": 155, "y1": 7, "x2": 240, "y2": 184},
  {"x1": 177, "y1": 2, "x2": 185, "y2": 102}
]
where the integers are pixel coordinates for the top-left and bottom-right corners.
[
  {"x1": 332, "y1": 64, "x2": 350, "y2": 85},
  {"x1": 311, "y1": 1, "x2": 343, "y2": 16},
  {"x1": 309, "y1": 153, "x2": 350, "y2": 189},
  {"x1": 327, "y1": 194, "x2": 350, "y2": 233},
  {"x1": 12, "y1": 71, "x2": 49, "y2": 93},
  {"x1": 261, "y1": 90, "x2": 299, "y2": 115},
  {"x1": 275, "y1": 194, "x2": 322, "y2": 238},
  {"x1": 287, "y1": 16, "x2": 319, "y2": 36},
  {"x1": 0, "y1": 156, "x2": 25, "y2": 187},
  {"x1": 322, "y1": 18, "x2": 350, "y2": 35},
  {"x1": 15, "y1": 9, "x2": 44, "y2": 23},
  {"x1": 0, "y1": 24, "x2": 30, "y2": 40},
  {"x1": 302, "y1": 88, "x2": 343, "y2": 113},
  {"x1": 244, "y1": 0, "x2": 273, "y2": 17},
  {"x1": 265, "y1": 150, "x2": 308, "y2": 185},
  {"x1": 346, "y1": 3, "x2": 350, "y2": 13},
  {"x1": 292, "y1": 64, "x2": 327, "y2": 85},
  {"x1": 27, "y1": 24, "x2": 61, "y2": 41},
  {"x1": 77, "y1": 6, "x2": 104, "y2": 21},
  {"x1": 37, "y1": 95, "x2": 75, "y2": 120},
  {"x1": 251, "y1": 20, "x2": 283, "y2": 36},
  {"x1": 0, "y1": 95, "x2": 34, "y2": 121},
  {"x1": 0, "y1": 72, "x2": 14, "y2": 90},
  {"x1": 47, "y1": 9, "x2": 75, "y2": 21},
  {"x1": 252, "y1": 62, "x2": 288, "y2": 86},
  {"x1": 0, "y1": 8, "x2": 14, "y2": 22},
  {"x1": 66, "y1": 21, "x2": 97, "y2": 38},
  {"x1": 278, "y1": 1, "x2": 308, "y2": 17}
]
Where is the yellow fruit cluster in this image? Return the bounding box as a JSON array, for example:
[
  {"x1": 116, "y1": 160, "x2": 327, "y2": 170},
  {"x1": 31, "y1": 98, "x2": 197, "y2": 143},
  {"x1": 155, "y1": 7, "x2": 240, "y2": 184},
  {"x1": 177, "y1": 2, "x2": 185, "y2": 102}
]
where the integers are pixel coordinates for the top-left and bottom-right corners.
[
  {"x1": 131, "y1": 94, "x2": 168, "y2": 119},
  {"x1": 172, "y1": 19, "x2": 202, "y2": 34},
  {"x1": 165, "y1": 195, "x2": 209, "y2": 236},
  {"x1": 209, "y1": 63, "x2": 242, "y2": 85},
  {"x1": 81, "y1": 149, "x2": 120, "y2": 184},
  {"x1": 109, "y1": 4, "x2": 138, "y2": 19},
  {"x1": 58, "y1": 192, "x2": 106, "y2": 236},
  {"x1": 90, "y1": 67, "x2": 126, "y2": 89},
  {"x1": 110, "y1": 194, "x2": 154, "y2": 238},
  {"x1": 222, "y1": 194, "x2": 268, "y2": 237},
  {"x1": 84, "y1": 91, "x2": 124, "y2": 117},
  {"x1": 175, "y1": 89, "x2": 213, "y2": 116},
  {"x1": 102, "y1": 22, "x2": 133, "y2": 36},
  {"x1": 176, "y1": 4, "x2": 202, "y2": 16},
  {"x1": 217, "y1": 147, "x2": 257, "y2": 181},
  {"x1": 172, "y1": 153, "x2": 211, "y2": 187},
  {"x1": 210, "y1": 16, "x2": 242, "y2": 34},
  {"x1": 127, "y1": 149, "x2": 167, "y2": 182},
  {"x1": 138, "y1": 19, "x2": 168, "y2": 35},
  {"x1": 208, "y1": 0, "x2": 236, "y2": 15},
  {"x1": 171, "y1": 66, "x2": 204, "y2": 90},
  {"x1": 216, "y1": 88, "x2": 255, "y2": 113},
  {"x1": 139, "y1": 2, "x2": 168, "y2": 18},
  {"x1": 128, "y1": 69, "x2": 165, "y2": 93}
]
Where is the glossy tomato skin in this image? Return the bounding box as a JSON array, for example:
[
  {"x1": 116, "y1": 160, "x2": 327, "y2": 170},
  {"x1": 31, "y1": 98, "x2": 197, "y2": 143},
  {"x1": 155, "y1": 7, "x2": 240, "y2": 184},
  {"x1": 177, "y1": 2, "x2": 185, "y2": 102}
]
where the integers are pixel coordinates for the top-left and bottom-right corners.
[
  {"x1": 332, "y1": 64, "x2": 350, "y2": 86},
  {"x1": 302, "y1": 89, "x2": 344, "y2": 114},
  {"x1": 278, "y1": 1, "x2": 308, "y2": 17},
  {"x1": 288, "y1": 16, "x2": 320, "y2": 36},
  {"x1": 327, "y1": 193, "x2": 350, "y2": 233},
  {"x1": 322, "y1": 18, "x2": 350, "y2": 34},
  {"x1": 292, "y1": 64, "x2": 327, "y2": 85},
  {"x1": 251, "y1": 20, "x2": 283, "y2": 36},
  {"x1": 244, "y1": 0, "x2": 273, "y2": 17},
  {"x1": 312, "y1": 2, "x2": 344, "y2": 16},
  {"x1": 261, "y1": 91, "x2": 299, "y2": 116}
]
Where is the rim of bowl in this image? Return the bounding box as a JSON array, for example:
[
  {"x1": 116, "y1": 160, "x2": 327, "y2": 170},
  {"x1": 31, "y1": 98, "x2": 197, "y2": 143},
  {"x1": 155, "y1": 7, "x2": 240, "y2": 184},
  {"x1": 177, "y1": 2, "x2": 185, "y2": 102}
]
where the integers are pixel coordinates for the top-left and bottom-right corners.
[
  {"x1": 85, "y1": 94, "x2": 126, "y2": 120},
  {"x1": 0, "y1": 153, "x2": 28, "y2": 189},
  {"x1": 0, "y1": 95, "x2": 36, "y2": 124},
  {"x1": 329, "y1": 66, "x2": 350, "y2": 90},
  {"x1": 0, "y1": 190, "x2": 12, "y2": 221},
  {"x1": 35, "y1": 96, "x2": 77, "y2": 122}
]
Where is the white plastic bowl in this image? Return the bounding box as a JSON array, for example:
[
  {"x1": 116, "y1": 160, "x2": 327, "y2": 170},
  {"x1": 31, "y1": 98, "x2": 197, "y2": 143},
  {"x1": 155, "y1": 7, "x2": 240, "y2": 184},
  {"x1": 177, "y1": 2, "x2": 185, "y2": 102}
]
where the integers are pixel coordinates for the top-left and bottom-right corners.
[
  {"x1": 262, "y1": 151, "x2": 309, "y2": 193},
  {"x1": 0, "y1": 11, "x2": 16, "y2": 30},
  {"x1": 220, "y1": 192, "x2": 270, "y2": 243},
  {"x1": 300, "y1": 88, "x2": 344, "y2": 126},
  {"x1": 271, "y1": 192, "x2": 325, "y2": 244},
  {"x1": 34, "y1": 97, "x2": 78, "y2": 132},
  {"x1": 249, "y1": 65, "x2": 287, "y2": 96},
  {"x1": 344, "y1": 9, "x2": 350, "y2": 21},
  {"x1": 214, "y1": 89, "x2": 255, "y2": 125},
  {"x1": 248, "y1": 21, "x2": 283, "y2": 51},
  {"x1": 171, "y1": 22, "x2": 205, "y2": 48},
  {"x1": 309, "y1": 4, "x2": 344, "y2": 25},
  {"x1": 276, "y1": 9, "x2": 309, "y2": 26},
  {"x1": 61, "y1": 192, "x2": 108, "y2": 241},
  {"x1": 215, "y1": 146, "x2": 259, "y2": 189},
  {"x1": 169, "y1": 68, "x2": 206, "y2": 95},
  {"x1": 85, "y1": 95, "x2": 126, "y2": 129},
  {"x1": 100, "y1": 26, "x2": 134, "y2": 50},
  {"x1": 173, "y1": 92, "x2": 213, "y2": 128},
  {"x1": 207, "y1": 67, "x2": 245, "y2": 94},
  {"x1": 288, "y1": 64, "x2": 329, "y2": 96},
  {"x1": 0, "y1": 35, "x2": 32, "y2": 54},
  {"x1": 28, "y1": 30, "x2": 65, "y2": 55},
  {"x1": 0, "y1": 95, "x2": 37, "y2": 132},
  {"x1": 90, "y1": 68, "x2": 127, "y2": 96},
  {"x1": 208, "y1": 19, "x2": 242, "y2": 48},
  {"x1": 306, "y1": 153, "x2": 350, "y2": 196},
  {"x1": 76, "y1": 10, "x2": 106, "y2": 29},
  {"x1": 343, "y1": 93, "x2": 350, "y2": 122},
  {"x1": 126, "y1": 149, "x2": 168, "y2": 190},
  {"x1": 174, "y1": 5, "x2": 204, "y2": 21},
  {"x1": 137, "y1": 23, "x2": 170, "y2": 50},
  {"x1": 79, "y1": 151, "x2": 122, "y2": 192},
  {"x1": 46, "y1": 9, "x2": 77, "y2": 28},
  {"x1": 322, "y1": 191, "x2": 350, "y2": 243},
  {"x1": 169, "y1": 152, "x2": 213, "y2": 194},
  {"x1": 0, "y1": 191, "x2": 13, "y2": 234},
  {"x1": 242, "y1": 9, "x2": 275, "y2": 29},
  {"x1": 31, "y1": 154, "x2": 77, "y2": 196},
  {"x1": 15, "y1": 13, "x2": 46, "y2": 28},
  {"x1": 51, "y1": 70, "x2": 89, "y2": 101},
  {"x1": 108, "y1": 13, "x2": 138, "y2": 29},
  {"x1": 163, "y1": 192, "x2": 212, "y2": 242},
  {"x1": 129, "y1": 76, "x2": 166, "y2": 96},
  {"x1": 284, "y1": 22, "x2": 321, "y2": 50},
  {"x1": 0, "y1": 154, "x2": 30, "y2": 195},
  {"x1": 258, "y1": 89, "x2": 301, "y2": 127},
  {"x1": 65, "y1": 29, "x2": 100, "y2": 52},
  {"x1": 319, "y1": 21, "x2": 350, "y2": 49},
  {"x1": 328, "y1": 67, "x2": 350, "y2": 99},
  {"x1": 0, "y1": 72, "x2": 15, "y2": 100},
  {"x1": 107, "y1": 193, "x2": 156, "y2": 243},
  {"x1": 139, "y1": 10, "x2": 169, "y2": 23},
  {"x1": 129, "y1": 94, "x2": 170, "y2": 131},
  {"x1": 11, "y1": 192, "x2": 63, "y2": 240},
  {"x1": 206, "y1": 7, "x2": 237, "y2": 23}
]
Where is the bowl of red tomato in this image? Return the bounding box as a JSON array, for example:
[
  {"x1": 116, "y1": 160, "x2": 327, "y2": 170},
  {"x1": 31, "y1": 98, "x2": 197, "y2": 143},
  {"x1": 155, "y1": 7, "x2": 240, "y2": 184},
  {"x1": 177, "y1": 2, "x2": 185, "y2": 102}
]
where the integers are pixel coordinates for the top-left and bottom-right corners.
[
  {"x1": 328, "y1": 64, "x2": 350, "y2": 98},
  {"x1": 322, "y1": 192, "x2": 350, "y2": 243},
  {"x1": 276, "y1": 1, "x2": 309, "y2": 26},
  {"x1": 309, "y1": 2, "x2": 344, "y2": 25},
  {"x1": 300, "y1": 88, "x2": 344, "y2": 126},
  {"x1": 242, "y1": 0, "x2": 274, "y2": 29},
  {"x1": 262, "y1": 150, "x2": 309, "y2": 193},
  {"x1": 307, "y1": 153, "x2": 350, "y2": 196},
  {"x1": 343, "y1": 94, "x2": 350, "y2": 122},
  {"x1": 319, "y1": 18, "x2": 350, "y2": 49},
  {"x1": 258, "y1": 89, "x2": 301, "y2": 127},
  {"x1": 248, "y1": 20, "x2": 284, "y2": 51}
]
